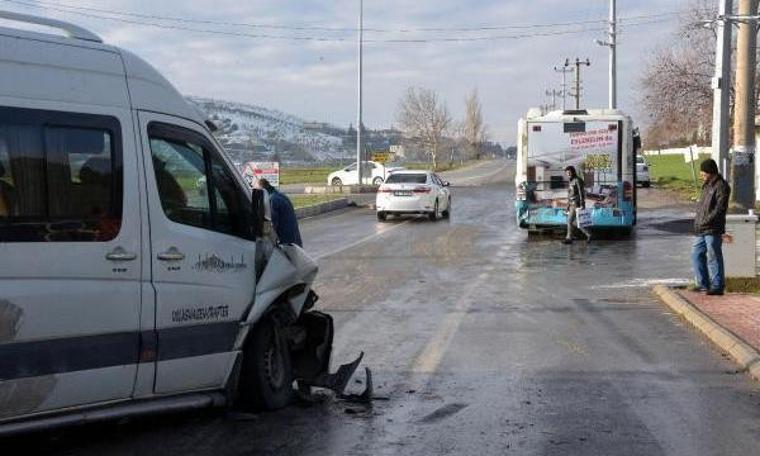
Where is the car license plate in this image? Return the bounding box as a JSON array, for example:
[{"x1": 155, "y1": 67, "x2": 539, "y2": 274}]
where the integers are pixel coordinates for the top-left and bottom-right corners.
[{"x1": 394, "y1": 190, "x2": 412, "y2": 196}]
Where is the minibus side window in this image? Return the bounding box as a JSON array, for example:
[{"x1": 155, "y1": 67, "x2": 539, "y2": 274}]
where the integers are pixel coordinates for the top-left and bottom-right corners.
[
  {"x1": 209, "y1": 151, "x2": 246, "y2": 236},
  {"x1": 149, "y1": 137, "x2": 211, "y2": 228},
  {"x1": 0, "y1": 107, "x2": 122, "y2": 242},
  {"x1": 148, "y1": 124, "x2": 249, "y2": 239}
]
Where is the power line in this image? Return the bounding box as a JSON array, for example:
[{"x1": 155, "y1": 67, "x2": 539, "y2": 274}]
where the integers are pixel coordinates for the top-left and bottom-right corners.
[
  {"x1": 0, "y1": 0, "x2": 681, "y2": 37},
  {"x1": 0, "y1": 1, "x2": 678, "y2": 44}
]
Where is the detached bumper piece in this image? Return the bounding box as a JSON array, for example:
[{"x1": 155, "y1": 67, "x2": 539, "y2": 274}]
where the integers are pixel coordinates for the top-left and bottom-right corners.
[{"x1": 290, "y1": 310, "x2": 370, "y2": 397}]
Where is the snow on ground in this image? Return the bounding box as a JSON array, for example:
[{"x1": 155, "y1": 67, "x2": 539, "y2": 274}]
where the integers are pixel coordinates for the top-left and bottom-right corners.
[{"x1": 188, "y1": 96, "x2": 351, "y2": 162}]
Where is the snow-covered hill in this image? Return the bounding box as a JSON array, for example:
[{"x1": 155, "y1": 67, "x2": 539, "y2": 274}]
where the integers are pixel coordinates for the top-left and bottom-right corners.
[{"x1": 188, "y1": 97, "x2": 351, "y2": 163}]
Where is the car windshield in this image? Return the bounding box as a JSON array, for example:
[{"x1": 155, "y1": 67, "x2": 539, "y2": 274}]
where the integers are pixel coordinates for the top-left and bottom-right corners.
[{"x1": 386, "y1": 173, "x2": 427, "y2": 184}]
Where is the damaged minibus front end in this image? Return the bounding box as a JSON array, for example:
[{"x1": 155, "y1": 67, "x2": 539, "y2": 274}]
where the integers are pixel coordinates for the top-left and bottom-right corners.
[{"x1": 234, "y1": 239, "x2": 369, "y2": 410}]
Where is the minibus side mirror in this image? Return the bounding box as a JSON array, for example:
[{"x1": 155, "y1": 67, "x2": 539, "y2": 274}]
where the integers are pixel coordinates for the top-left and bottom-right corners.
[{"x1": 251, "y1": 188, "x2": 266, "y2": 238}]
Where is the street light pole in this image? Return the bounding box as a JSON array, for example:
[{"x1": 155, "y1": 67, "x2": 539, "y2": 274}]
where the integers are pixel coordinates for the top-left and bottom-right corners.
[
  {"x1": 711, "y1": 0, "x2": 733, "y2": 177},
  {"x1": 356, "y1": 0, "x2": 363, "y2": 186},
  {"x1": 609, "y1": 0, "x2": 617, "y2": 109},
  {"x1": 595, "y1": 0, "x2": 617, "y2": 109}
]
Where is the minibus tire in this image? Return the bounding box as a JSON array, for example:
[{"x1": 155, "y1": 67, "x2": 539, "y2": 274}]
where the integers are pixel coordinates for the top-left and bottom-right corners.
[{"x1": 238, "y1": 318, "x2": 295, "y2": 411}]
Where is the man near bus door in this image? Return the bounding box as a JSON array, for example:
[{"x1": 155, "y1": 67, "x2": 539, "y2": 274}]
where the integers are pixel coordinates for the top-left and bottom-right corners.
[
  {"x1": 691, "y1": 159, "x2": 730, "y2": 296},
  {"x1": 562, "y1": 165, "x2": 591, "y2": 244},
  {"x1": 255, "y1": 178, "x2": 303, "y2": 247}
]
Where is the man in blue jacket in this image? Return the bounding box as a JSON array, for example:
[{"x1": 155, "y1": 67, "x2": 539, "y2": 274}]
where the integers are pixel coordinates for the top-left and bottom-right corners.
[{"x1": 256, "y1": 178, "x2": 303, "y2": 247}]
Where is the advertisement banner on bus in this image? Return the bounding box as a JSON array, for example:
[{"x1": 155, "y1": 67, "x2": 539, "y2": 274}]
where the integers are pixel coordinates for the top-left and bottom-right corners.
[{"x1": 525, "y1": 121, "x2": 620, "y2": 211}]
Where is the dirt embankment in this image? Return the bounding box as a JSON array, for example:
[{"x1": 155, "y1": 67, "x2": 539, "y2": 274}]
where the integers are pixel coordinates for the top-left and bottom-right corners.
[{"x1": 637, "y1": 187, "x2": 694, "y2": 211}]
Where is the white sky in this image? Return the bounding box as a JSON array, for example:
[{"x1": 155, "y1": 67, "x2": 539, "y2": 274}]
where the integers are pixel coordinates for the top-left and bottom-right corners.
[{"x1": 0, "y1": 0, "x2": 691, "y2": 144}]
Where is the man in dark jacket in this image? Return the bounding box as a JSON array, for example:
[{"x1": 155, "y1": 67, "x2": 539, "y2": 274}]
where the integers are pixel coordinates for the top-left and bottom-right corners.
[
  {"x1": 256, "y1": 178, "x2": 303, "y2": 247},
  {"x1": 562, "y1": 165, "x2": 591, "y2": 244},
  {"x1": 692, "y1": 159, "x2": 730, "y2": 295}
]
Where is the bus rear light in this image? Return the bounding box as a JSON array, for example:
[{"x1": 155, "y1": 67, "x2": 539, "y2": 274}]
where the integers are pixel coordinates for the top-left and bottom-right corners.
[
  {"x1": 623, "y1": 182, "x2": 633, "y2": 201},
  {"x1": 516, "y1": 186, "x2": 527, "y2": 201},
  {"x1": 413, "y1": 186, "x2": 431, "y2": 193}
]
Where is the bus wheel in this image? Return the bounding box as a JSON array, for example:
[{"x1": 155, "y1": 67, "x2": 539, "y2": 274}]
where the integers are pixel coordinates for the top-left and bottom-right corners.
[{"x1": 237, "y1": 317, "x2": 294, "y2": 411}]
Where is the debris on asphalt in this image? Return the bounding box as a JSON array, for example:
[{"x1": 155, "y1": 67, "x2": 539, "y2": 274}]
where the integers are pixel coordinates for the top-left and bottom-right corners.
[{"x1": 339, "y1": 367, "x2": 375, "y2": 404}]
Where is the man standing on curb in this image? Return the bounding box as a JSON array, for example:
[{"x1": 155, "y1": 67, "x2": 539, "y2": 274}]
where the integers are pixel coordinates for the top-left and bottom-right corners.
[{"x1": 692, "y1": 159, "x2": 731, "y2": 295}]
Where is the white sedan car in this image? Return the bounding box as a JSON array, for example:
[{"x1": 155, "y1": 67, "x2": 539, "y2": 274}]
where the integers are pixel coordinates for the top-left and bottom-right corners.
[
  {"x1": 636, "y1": 155, "x2": 651, "y2": 187},
  {"x1": 328, "y1": 160, "x2": 401, "y2": 186},
  {"x1": 376, "y1": 170, "x2": 451, "y2": 221}
]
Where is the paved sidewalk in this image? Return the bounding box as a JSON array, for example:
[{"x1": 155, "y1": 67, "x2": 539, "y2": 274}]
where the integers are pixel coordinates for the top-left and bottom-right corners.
[
  {"x1": 654, "y1": 285, "x2": 760, "y2": 381},
  {"x1": 680, "y1": 290, "x2": 760, "y2": 349}
]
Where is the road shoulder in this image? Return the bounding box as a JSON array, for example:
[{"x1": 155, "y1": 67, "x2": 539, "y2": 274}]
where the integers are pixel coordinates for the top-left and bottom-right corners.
[{"x1": 653, "y1": 285, "x2": 760, "y2": 381}]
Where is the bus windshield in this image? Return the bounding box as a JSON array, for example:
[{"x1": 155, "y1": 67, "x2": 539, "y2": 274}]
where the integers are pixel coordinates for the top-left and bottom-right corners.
[{"x1": 525, "y1": 120, "x2": 620, "y2": 210}]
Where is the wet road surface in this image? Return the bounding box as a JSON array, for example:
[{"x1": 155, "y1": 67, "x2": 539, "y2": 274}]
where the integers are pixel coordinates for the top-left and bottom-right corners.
[{"x1": 6, "y1": 170, "x2": 760, "y2": 455}]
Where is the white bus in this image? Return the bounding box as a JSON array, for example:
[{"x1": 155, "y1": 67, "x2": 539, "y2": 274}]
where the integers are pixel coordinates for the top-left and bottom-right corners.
[{"x1": 515, "y1": 108, "x2": 641, "y2": 234}]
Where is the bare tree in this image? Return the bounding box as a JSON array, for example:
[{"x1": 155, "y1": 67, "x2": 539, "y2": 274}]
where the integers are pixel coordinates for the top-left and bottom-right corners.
[
  {"x1": 463, "y1": 88, "x2": 487, "y2": 160},
  {"x1": 640, "y1": 0, "x2": 720, "y2": 148},
  {"x1": 396, "y1": 87, "x2": 451, "y2": 170}
]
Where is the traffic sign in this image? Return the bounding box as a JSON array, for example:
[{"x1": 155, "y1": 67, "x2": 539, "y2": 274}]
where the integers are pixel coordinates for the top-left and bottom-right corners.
[{"x1": 372, "y1": 152, "x2": 392, "y2": 163}]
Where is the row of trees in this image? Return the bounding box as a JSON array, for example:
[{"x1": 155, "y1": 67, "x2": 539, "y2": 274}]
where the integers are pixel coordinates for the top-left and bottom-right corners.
[
  {"x1": 640, "y1": 0, "x2": 760, "y2": 148},
  {"x1": 396, "y1": 86, "x2": 489, "y2": 170}
]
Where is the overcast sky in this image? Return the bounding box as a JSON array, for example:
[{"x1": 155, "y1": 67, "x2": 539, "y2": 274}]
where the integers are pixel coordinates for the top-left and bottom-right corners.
[{"x1": 1, "y1": 0, "x2": 691, "y2": 144}]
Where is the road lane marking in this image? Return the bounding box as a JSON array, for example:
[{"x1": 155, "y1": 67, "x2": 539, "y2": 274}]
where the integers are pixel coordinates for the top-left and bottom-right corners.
[
  {"x1": 314, "y1": 219, "x2": 411, "y2": 261},
  {"x1": 412, "y1": 272, "x2": 490, "y2": 374}
]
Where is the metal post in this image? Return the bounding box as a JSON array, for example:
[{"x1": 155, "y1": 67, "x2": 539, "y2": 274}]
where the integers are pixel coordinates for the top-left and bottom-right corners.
[
  {"x1": 609, "y1": 0, "x2": 617, "y2": 109},
  {"x1": 554, "y1": 64, "x2": 572, "y2": 110},
  {"x1": 690, "y1": 145, "x2": 698, "y2": 188},
  {"x1": 730, "y1": 0, "x2": 758, "y2": 210},
  {"x1": 356, "y1": 0, "x2": 363, "y2": 186},
  {"x1": 711, "y1": 0, "x2": 733, "y2": 177}
]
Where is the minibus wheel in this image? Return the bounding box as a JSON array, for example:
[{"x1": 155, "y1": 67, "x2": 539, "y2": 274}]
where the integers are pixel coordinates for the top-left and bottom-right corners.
[{"x1": 238, "y1": 317, "x2": 294, "y2": 410}]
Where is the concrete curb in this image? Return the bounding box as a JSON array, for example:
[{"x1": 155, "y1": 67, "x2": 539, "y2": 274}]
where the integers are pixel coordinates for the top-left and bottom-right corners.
[
  {"x1": 652, "y1": 285, "x2": 760, "y2": 381},
  {"x1": 294, "y1": 198, "x2": 350, "y2": 219}
]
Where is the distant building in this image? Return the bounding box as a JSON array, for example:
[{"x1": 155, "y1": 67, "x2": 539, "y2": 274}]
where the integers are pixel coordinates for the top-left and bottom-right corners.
[
  {"x1": 303, "y1": 121, "x2": 330, "y2": 130},
  {"x1": 390, "y1": 144, "x2": 406, "y2": 158}
]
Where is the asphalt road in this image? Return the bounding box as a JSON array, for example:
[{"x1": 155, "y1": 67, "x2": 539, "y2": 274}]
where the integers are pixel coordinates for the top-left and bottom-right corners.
[{"x1": 7, "y1": 165, "x2": 760, "y2": 455}]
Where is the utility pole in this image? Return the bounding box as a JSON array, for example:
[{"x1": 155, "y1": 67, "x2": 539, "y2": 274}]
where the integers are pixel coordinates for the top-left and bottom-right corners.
[
  {"x1": 711, "y1": 0, "x2": 733, "y2": 176},
  {"x1": 730, "y1": 0, "x2": 758, "y2": 210},
  {"x1": 566, "y1": 58, "x2": 591, "y2": 110},
  {"x1": 553, "y1": 64, "x2": 572, "y2": 110},
  {"x1": 356, "y1": 0, "x2": 363, "y2": 186},
  {"x1": 595, "y1": 0, "x2": 617, "y2": 109},
  {"x1": 545, "y1": 89, "x2": 561, "y2": 111}
]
